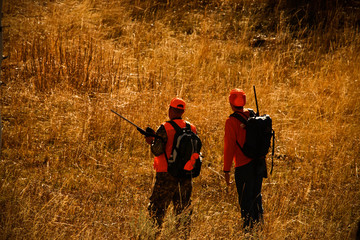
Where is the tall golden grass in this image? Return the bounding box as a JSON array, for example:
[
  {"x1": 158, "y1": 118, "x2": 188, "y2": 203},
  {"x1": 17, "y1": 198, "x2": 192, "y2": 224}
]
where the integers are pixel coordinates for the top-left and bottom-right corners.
[{"x1": 0, "y1": 0, "x2": 359, "y2": 239}]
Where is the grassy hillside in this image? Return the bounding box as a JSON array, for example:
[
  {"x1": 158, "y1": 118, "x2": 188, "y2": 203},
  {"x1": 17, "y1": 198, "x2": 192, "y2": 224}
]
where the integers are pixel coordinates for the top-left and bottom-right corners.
[{"x1": 0, "y1": 0, "x2": 359, "y2": 239}]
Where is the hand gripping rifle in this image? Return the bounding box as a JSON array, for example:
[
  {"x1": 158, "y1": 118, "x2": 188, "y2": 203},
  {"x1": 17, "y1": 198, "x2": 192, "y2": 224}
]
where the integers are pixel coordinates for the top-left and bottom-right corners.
[{"x1": 111, "y1": 109, "x2": 162, "y2": 140}]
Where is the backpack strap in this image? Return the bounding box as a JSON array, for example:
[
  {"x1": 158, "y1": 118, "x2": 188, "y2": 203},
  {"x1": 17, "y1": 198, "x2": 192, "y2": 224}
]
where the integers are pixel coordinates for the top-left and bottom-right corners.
[
  {"x1": 167, "y1": 120, "x2": 191, "y2": 158},
  {"x1": 230, "y1": 112, "x2": 248, "y2": 125},
  {"x1": 270, "y1": 129, "x2": 275, "y2": 175},
  {"x1": 230, "y1": 112, "x2": 250, "y2": 156},
  {"x1": 161, "y1": 121, "x2": 184, "y2": 162},
  {"x1": 167, "y1": 120, "x2": 191, "y2": 132},
  {"x1": 165, "y1": 121, "x2": 180, "y2": 163},
  {"x1": 167, "y1": 120, "x2": 182, "y2": 133}
]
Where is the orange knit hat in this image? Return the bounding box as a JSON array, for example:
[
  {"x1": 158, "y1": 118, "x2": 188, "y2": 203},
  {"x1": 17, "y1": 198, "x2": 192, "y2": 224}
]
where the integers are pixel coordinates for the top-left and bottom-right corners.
[{"x1": 229, "y1": 89, "x2": 246, "y2": 107}]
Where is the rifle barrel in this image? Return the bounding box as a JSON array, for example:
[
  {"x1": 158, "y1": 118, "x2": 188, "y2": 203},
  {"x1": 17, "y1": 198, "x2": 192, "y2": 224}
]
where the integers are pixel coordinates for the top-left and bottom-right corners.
[
  {"x1": 111, "y1": 109, "x2": 161, "y2": 139},
  {"x1": 253, "y1": 85, "x2": 260, "y2": 116},
  {"x1": 111, "y1": 109, "x2": 143, "y2": 129}
]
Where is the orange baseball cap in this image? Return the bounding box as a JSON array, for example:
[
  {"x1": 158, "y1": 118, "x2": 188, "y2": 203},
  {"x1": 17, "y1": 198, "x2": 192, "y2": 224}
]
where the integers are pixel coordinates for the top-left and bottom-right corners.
[
  {"x1": 229, "y1": 89, "x2": 246, "y2": 107},
  {"x1": 169, "y1": 97, "x2": 186, "y2": 110}
]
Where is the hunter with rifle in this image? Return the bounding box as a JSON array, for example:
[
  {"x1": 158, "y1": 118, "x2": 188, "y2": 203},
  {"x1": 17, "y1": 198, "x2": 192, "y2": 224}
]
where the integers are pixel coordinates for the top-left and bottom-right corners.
[
  {"x1": 112, "y1": 97, "x2": 202, "y2": 238},
  {"x1": 223, "y1": 87, "x2": 274, "y2": 232}
]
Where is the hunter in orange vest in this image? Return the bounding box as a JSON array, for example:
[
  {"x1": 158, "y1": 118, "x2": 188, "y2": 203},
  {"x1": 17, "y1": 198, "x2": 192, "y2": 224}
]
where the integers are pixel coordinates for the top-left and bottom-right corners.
[{"x1": 145, "y1": 97, "x2": 197, "y2": 237}]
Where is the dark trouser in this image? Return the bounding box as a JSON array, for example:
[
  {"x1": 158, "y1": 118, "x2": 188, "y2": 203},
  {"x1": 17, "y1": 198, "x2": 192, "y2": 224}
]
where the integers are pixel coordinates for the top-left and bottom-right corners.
[
  {"x1": 148, "y1": 172, "x2": 192, "y2": 231},
  {"x1": 235, "y1": 158, "x2": 266, "y2": 229}
]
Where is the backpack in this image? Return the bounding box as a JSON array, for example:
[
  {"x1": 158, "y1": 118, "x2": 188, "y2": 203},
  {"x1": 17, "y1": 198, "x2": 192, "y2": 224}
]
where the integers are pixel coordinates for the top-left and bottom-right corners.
[
  {"x1": 166, "y1": 121, "x2": 202, "y2": 178},
  {"x1": 230, "y1": 109, "x2": 275, "y2": 174}
]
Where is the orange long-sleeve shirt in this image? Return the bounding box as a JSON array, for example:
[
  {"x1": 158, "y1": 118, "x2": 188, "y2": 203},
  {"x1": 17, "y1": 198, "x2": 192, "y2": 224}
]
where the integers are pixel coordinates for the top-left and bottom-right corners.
[{"x1": 223, "y1": 109, "x2": 253, "y2": 172}]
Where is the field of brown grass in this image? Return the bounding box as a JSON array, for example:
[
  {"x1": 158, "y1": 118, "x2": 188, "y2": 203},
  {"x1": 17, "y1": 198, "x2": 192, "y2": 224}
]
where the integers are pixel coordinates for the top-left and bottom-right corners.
[{"x1": 0, "y1": 0, "x2": 359, "y2": 239}]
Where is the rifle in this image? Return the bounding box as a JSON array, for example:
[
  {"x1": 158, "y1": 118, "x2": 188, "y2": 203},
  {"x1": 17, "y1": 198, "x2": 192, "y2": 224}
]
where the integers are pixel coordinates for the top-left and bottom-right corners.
[
  {"x1": 252, "y1": 85, "x2": 275, "y2": 175},
  {"x1": 253, "y1": 85, "x2": 260, "y2": 116},
  {"x1": 111, "y1": 109, "x2": 162, "y2": 140}
]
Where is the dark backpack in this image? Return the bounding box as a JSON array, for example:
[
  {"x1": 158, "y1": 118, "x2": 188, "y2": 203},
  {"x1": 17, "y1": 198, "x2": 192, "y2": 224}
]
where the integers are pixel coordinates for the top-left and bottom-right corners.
[
  {"x1": 231, "y1": 109, "x2": 275, "y2": 174},
  {"x1": 166, "y1": 121, "x2": 202, "y2": 178}
]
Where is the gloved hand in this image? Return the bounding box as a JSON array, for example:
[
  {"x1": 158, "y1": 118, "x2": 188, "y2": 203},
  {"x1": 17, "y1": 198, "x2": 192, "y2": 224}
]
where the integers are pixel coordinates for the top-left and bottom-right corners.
[{"x1": 145, "y1": 127, "x2": 155, "y2": 144}]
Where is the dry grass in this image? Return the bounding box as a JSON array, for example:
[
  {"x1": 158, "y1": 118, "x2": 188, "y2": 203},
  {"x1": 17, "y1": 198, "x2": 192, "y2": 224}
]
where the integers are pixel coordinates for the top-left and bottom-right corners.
[{"x1": 0, "y1": 0, "x2": 359, "y2": 239}]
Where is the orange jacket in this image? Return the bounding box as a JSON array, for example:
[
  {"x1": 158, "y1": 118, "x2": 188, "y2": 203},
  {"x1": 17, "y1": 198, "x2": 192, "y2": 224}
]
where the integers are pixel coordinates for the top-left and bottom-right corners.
[
  {"x1": 154, "y1": 119, "x2": 197, "y2": 172},
  {"x1": 223, "y1": 109, "x2": 252, "y2": 172}
]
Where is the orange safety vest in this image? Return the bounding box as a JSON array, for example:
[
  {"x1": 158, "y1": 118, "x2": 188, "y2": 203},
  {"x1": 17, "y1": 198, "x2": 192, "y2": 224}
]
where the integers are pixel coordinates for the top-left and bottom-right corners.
[
  {"x1": 223, "y1": 109, "x2": 253, "y2": 172},
  {"x1": 154, "y1": 119, "x2": 197, "y2": 172}
]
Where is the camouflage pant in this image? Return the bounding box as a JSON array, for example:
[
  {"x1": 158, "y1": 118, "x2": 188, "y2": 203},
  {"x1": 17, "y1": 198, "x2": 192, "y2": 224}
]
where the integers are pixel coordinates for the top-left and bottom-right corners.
[{"x1": 148, "y1": 172, "x2": 192, "y2": 230}]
